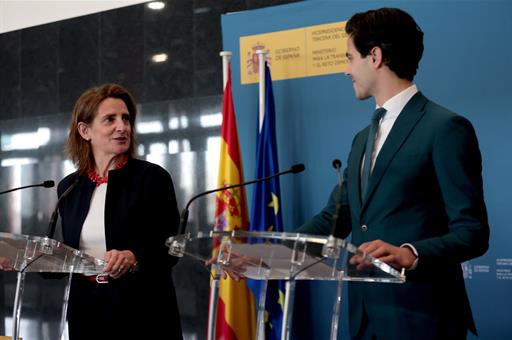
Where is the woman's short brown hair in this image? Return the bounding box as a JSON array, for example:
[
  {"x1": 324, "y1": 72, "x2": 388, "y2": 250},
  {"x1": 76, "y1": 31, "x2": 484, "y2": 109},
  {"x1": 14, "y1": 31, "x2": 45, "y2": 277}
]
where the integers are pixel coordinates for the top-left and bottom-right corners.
[{"x1": 65, "y1": 83, "x2": 138, "y2": 174}]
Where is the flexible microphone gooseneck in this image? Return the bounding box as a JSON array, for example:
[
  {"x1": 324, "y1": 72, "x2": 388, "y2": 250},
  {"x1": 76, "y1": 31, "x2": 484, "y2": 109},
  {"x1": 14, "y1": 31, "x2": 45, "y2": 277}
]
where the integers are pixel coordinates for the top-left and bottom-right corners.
[
  {"x1": 0, "y1": 180, "x2": 54, "y2": 195},
  {"x1": 46, "y1": 177, "x2": 79, "y2": 239},
  {"x1": 178, "y1": 163, "x2": 305, "y2": 235}
]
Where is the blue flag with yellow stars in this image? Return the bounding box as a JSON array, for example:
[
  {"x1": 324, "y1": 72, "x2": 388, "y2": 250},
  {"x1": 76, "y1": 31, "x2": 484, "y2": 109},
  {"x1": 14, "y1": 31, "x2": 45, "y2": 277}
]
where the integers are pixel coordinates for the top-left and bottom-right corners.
[{"x1": 248, "y1": 62, "x2": 285, "y2": 340}]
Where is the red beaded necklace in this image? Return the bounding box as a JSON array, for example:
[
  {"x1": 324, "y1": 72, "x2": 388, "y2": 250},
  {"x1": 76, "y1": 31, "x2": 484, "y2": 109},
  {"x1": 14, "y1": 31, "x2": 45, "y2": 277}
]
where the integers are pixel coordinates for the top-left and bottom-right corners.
[{"x1": 87, "y1": 155, "x2": 128, "y2": 186}]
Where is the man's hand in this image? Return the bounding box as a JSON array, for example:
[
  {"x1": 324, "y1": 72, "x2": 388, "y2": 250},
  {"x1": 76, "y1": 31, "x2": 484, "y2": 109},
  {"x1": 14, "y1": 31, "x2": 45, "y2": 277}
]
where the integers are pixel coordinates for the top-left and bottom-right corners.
[
  {"x1": 205, "y1": 252, "x2": 248, "y2": 281},
  {"x1": 0, "y1": 257, "x2": 13, "y2": 271},
  {"x1": 349, "y1": 239, "x2": 417, "y2": 270}
]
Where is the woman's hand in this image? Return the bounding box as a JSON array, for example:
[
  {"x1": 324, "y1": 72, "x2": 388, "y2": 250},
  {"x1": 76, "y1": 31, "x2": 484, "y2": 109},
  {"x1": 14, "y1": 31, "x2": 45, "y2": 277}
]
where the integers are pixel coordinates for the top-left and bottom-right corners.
[{"x1": 103, "y1": 249, "x2": 137, "y2": 279}]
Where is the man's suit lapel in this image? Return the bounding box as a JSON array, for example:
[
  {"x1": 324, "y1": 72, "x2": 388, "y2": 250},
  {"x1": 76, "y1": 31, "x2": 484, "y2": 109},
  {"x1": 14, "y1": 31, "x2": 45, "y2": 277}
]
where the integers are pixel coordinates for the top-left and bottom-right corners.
[
  {"x1": 348, "y1": 127, "x2": 368, "y2": 212},
  {"x1": 361, "y1": 92, "x2": 428, "y2": 213}
]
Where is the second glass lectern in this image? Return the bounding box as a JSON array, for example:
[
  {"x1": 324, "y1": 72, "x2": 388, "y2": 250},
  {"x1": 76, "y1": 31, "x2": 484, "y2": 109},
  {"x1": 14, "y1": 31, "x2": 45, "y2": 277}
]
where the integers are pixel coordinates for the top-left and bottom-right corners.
[
  {"x1": 0, "y1": 232, "x2": 105, "y2": 340},
  {"x1": 167, "y1": 230, "x2": 405, "y2": 340}
]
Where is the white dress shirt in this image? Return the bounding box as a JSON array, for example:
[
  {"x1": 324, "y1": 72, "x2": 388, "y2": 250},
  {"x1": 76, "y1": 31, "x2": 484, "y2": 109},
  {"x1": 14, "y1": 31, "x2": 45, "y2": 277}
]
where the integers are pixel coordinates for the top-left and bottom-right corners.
[
  {"x1": 80, "y1": 183, "x2": 107, "y2": 259},
  {"x1": 371, "y1": 84, "x2": 418, "y2": 170}
]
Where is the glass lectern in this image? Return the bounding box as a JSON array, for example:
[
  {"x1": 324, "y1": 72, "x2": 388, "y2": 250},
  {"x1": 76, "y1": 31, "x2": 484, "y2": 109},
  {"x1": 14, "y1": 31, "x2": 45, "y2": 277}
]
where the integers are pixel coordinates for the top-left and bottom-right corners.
[
  {"x1": 0, "y1": 232, "x2": 104, "y2": 340},
  {"x1": 167, "y1": 230, "x2": 405, "y2": 340}
]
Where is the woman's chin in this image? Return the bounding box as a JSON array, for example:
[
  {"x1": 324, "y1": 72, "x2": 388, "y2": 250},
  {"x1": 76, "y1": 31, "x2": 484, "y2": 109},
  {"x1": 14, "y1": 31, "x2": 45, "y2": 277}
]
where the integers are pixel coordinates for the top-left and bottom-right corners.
[{"x1": 113, "y1": 146, "x2": 129, "y2": 155}]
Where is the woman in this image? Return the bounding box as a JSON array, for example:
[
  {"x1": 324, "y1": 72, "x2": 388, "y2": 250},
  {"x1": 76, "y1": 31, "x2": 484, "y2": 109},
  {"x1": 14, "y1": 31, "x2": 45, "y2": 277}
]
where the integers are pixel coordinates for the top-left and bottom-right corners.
[{"x1": 58, "y1": 83, "x2": 182, "y2": 339}]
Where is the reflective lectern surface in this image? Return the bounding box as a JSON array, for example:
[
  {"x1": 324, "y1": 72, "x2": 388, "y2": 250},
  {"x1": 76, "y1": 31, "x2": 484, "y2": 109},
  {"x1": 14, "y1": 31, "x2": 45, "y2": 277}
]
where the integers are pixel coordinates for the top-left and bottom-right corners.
[
  {"x1": 167, "y1": 230, "x2": 405, "y2": 283},
  {"x1": 0, "y1": 232, "x2": 104, "y2": 274}
]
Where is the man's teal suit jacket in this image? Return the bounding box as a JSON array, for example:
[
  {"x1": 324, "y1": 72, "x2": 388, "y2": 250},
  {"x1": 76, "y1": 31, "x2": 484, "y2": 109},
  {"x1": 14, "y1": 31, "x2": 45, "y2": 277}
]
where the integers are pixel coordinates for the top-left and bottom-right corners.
[{"x1": 299, "y1": 92, "x2": 489, "y2": 339}]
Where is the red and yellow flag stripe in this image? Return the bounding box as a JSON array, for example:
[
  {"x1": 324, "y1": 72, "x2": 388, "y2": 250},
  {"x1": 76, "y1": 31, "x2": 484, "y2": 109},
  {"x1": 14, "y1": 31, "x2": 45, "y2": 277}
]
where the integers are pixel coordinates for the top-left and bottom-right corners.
[{"x1": 212, "y1": 65, "x2": 256, "y2": 340}]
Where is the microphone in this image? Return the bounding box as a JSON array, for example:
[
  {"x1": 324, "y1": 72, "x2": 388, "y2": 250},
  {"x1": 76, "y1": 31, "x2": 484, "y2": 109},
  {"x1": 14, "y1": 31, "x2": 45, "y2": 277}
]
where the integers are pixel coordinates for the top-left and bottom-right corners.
[
  {"x1": 332, "y1": 159, "x2": 342, "y2": 171},
  {"x1": 0, "y1": 180, "x2": 55, "y2": 195},
  {"x1": 330, "y1": 159, "x2": 343, "y2": 236},
  {"x1": 178, "y1": 163, "x2": 305, "y2": 235},
  {"x1": 46, "y1": 177, "x2": 79, "y2": 239}
]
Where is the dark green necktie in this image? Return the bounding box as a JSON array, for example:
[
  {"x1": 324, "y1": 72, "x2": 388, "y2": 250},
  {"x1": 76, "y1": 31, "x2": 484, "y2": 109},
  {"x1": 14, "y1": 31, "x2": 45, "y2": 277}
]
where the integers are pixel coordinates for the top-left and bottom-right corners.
[{"x1": 361, "y1": 107, "x2": 386, "y2": 200}]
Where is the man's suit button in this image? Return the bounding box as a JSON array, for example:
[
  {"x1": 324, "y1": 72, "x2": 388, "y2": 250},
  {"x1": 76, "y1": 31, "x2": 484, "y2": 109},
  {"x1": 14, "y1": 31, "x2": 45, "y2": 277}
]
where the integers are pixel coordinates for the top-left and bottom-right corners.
[{"x1": 361, "y1": 224, "x2": 368, "y2": 232}]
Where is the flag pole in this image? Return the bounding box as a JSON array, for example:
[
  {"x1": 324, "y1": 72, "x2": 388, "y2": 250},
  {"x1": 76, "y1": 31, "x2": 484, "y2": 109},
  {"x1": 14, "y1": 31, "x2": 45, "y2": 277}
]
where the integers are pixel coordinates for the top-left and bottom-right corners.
[
  {"x1": 256, "y1": 49, "x2": 266, "y2": 133},
  {"x1": 254, "y1": 48, "x2": 269, "y2": 340},
  {"x1": 220, "y1": 51, "x2": 232, "y2": 90},
  {"x1": 207, "y1": 50, "x2": 233, "y2": 340}
]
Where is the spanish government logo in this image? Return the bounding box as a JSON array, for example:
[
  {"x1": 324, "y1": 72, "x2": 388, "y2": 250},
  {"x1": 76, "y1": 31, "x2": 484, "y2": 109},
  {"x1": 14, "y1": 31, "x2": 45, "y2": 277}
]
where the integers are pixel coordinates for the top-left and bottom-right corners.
[{"x1": 246, "y1": 42, "x2": 271, "y2": 76}]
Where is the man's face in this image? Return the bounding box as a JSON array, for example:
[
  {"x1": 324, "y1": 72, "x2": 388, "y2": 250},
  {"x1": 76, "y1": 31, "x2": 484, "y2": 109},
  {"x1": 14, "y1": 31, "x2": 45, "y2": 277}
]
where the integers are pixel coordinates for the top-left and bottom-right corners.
[{"x1": 345, "y1": 36, "x2": 376, "y2": 101}]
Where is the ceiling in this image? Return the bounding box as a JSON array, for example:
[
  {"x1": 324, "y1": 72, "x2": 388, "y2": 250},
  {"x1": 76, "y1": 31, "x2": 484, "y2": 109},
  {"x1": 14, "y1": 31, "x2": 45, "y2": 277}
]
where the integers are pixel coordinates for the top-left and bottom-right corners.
[{"x1": 0, "y1": 0, "x2": 151, "y2": 34}]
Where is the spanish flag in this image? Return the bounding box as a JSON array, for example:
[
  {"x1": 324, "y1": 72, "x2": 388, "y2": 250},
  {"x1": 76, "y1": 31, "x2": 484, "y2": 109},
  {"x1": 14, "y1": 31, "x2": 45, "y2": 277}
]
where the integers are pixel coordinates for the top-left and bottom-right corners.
[{"x1": 213, "y1": 64, "x2": 256, "y2": 339}]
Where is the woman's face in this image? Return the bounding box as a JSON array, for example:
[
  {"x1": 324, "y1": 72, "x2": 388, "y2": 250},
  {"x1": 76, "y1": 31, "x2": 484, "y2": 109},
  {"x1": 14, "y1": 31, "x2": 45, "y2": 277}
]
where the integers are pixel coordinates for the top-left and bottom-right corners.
[{"x1": 78, "y1": 97, "x2": 131, "y2": 162}]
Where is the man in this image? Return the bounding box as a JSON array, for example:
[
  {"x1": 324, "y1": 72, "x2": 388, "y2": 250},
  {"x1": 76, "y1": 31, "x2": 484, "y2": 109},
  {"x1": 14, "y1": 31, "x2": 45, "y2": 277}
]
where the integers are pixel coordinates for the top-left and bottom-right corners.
[{"x1": 298, "y1": 7, "x2": 489, "y2": 340}]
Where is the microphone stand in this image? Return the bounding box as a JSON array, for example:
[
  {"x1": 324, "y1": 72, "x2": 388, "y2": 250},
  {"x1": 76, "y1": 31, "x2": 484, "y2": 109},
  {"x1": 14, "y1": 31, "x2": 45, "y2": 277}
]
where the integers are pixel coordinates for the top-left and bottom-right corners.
[
  {"x1": 0, "y1": 181, "x2": 54, "y2": 195},
  {"x1": 168, "y1": 163, "x2": 305, "y2": 257},
  {"x1": 46, "y1": 177, "x2": 79, "y2": 239},
  {"x1": 178, "y1": 163, "x2": 305, "y2": 235},
  {"x1": 41, "y1": 176, "x2": 80, "y2": 255},
  {"x1": 322, "y1": 159, "x2": 344, "y2": 259}
]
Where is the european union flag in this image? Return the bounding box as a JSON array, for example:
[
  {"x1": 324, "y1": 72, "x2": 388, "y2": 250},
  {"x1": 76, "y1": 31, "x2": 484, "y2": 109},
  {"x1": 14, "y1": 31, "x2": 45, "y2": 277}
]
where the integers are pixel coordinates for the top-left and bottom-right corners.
[{"x1": 249, "y1": 62, "x2": 285, "y2": 340}]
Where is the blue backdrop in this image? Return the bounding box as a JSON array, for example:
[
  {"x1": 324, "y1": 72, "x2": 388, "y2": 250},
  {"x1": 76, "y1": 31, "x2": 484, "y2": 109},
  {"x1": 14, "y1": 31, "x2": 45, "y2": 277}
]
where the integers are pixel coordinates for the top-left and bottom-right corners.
[{"x1": 221, "y1": 1, "x2": 511, "y2": 339}]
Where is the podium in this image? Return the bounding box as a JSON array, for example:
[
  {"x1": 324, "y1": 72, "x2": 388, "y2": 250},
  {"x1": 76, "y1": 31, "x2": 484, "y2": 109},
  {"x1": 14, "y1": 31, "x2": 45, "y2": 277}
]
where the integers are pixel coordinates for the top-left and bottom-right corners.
[
  {"x1": 0, "y1": 232, "x2": 105, "y2": 340},
  {"x1": 167, "y1": 230, "x2": 405, "y2": 340}
]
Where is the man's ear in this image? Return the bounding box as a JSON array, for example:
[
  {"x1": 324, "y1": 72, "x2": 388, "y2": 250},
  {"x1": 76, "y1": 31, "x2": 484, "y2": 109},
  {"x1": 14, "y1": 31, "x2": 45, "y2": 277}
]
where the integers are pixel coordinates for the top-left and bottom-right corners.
[
  {"x1": 77, "y1": 122, "x2": 90, "y2": 141},
  {"x1": 370, "y1": 46, "x2": 383, "y2": 68}
]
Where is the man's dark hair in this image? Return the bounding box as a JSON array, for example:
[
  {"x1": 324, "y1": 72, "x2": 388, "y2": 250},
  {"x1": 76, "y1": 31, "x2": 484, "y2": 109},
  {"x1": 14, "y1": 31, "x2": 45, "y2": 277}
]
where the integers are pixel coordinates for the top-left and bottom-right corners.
[{"x1": 345, "y1": 7, "x2": 424, "y2": 81}]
